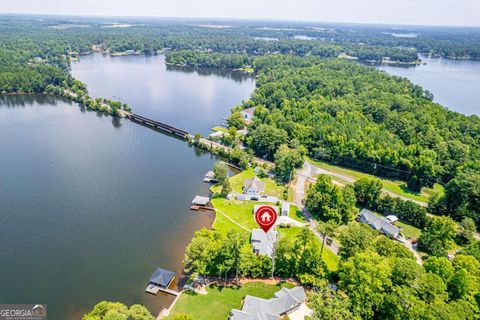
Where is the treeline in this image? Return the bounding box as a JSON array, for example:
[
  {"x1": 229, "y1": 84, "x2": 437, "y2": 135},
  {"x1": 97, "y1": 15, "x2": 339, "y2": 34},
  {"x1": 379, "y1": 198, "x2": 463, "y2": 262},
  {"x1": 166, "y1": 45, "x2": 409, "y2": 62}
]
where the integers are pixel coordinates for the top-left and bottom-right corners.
[
  {"x1": 240, "y1": 56, "x2": 479, "y2": 192},
  {"x1": 165, "y1": 51, "x2": 251, "y2": 69},
  {"x1": 184, "y1": 223, "x2": 480, "y2": 319}
]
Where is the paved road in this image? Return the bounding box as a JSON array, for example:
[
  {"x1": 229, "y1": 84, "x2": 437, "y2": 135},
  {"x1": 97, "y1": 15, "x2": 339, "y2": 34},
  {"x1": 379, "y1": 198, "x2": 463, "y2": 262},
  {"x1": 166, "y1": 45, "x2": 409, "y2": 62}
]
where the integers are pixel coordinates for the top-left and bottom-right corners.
[{"x1": 293, "y1": 161, "x2": 340, "y2": 255}]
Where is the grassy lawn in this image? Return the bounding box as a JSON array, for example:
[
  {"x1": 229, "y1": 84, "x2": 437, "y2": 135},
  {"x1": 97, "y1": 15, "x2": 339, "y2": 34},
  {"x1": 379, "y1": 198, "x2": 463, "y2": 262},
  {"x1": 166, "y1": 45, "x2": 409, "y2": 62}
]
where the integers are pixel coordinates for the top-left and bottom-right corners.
[
  {"x1": 396, "y1": 220, "x2": 422, "y2": 240},
  {"x1": 168, "y1": 281, "x2": 294, "y2": 320},
  {"x1": 289, "y1": 205, "x2": 307, "y2": 223},
  {"x1": 211, "y1": 126, "x2": 229, "y2": 133},
  {"x1": 278, "y1": 226, "x2": 339, "y2": 271},
  {"x1": 211, "y1": 198, "x2": 260, "y2": 232},
  {"x1": 306, "y1": 157, "x2": 443, "y2": 203},
  {"x1": 226, "y1": 168, "x2": 287, "y2": 199}
]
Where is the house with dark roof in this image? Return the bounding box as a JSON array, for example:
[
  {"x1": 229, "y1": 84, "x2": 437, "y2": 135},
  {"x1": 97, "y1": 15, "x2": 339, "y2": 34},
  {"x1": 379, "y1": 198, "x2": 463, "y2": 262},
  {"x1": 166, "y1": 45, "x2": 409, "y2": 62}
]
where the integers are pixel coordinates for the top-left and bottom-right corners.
[
  {"x1": 229, "y1": 286, "x2": 308, "y2": 320},
  {"x1": 243, "y1": 176, "x2": 265, "y2": 195},
  {"x1": 358, "y1": 208, "x2": 402, "y2": 240},
  {"x1": 251, "y1": 229, "x2": 278, "y2": 257}
]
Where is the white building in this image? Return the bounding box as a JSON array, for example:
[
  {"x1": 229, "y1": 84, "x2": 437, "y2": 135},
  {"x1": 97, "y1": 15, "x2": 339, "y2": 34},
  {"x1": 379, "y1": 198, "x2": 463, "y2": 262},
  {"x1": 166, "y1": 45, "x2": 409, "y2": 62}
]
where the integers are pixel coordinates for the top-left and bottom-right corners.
[
  {"x1": 243, "y1": 176, "x2": 265, "y2": 195},
  {"x1": 251, "y1": 229, "x2": 278, "y2": 257}
]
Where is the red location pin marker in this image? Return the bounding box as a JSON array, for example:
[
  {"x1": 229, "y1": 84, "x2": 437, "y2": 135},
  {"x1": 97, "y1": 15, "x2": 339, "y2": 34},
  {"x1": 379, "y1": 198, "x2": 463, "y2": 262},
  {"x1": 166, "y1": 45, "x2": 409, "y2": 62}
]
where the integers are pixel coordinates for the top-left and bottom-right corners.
[{"x1": 255, "y1": 205, "x2": 277, "y2": 233}]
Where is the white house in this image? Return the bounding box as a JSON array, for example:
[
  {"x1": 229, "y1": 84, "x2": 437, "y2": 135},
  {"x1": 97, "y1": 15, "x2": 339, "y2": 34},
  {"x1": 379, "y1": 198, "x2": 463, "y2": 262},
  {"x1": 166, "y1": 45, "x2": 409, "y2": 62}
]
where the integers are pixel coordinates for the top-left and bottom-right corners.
[
  {"x1": 251, "y1": 229, "x2": 278, "y2": 257},
  {"x1": 243, "y1": 176, "x2": 265, "y2": 195},
  {"x1": 358, "y1": 208, "x2": 401, "y2": 240},
  {"x1": 229, "y1": 286, "x2": 311, "y2": 320}
]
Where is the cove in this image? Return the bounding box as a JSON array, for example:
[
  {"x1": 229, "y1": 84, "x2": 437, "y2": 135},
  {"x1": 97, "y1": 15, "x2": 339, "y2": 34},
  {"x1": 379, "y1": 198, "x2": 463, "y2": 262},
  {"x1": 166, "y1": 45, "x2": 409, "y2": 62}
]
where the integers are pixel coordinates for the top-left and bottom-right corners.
[{"x1": 378, "y1": 55, "x2": 480, "y2": 116}]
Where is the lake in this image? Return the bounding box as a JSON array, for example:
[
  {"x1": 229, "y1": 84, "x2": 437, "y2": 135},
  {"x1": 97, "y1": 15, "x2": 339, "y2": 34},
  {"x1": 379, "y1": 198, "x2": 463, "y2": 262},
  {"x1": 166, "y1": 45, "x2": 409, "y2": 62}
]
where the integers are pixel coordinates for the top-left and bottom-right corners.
[
  {"x1": 378, "y1": 56, "x2": 480, "y2": 116},
  {"x1": 0, "y1": 55, "x2": 255, "y2": 319}
]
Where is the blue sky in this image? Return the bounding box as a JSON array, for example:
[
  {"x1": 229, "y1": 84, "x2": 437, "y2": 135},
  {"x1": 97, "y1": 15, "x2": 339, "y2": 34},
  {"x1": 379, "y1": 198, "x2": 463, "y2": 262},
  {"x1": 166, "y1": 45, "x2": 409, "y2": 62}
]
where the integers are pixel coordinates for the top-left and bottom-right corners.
[{"x1": 1, "y1": 0, "x2": 479, "y2": 27}]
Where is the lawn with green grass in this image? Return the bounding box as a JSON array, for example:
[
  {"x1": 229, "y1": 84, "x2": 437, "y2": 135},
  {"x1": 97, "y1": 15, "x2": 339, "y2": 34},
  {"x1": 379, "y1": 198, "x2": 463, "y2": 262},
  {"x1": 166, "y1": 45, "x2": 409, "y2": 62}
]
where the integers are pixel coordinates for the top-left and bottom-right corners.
[
  {"x1": 289, "y1": 205, "x2": 306, "y2": 223},
  {"x1": 224, "y1": 168, "x2": 287, "y2": 198},
  {"x1": 396, "y1": 220, "x2": 422, "y2": 240},
  {"x1": 168, "y1": 282, "x2": 294, "y2": 320},
  {"x1": 306, "y1": 157, "x2": 443, "y2": 203},
  {"x1": 211, "y1": 126, "x2": 229, "y2": 133}
]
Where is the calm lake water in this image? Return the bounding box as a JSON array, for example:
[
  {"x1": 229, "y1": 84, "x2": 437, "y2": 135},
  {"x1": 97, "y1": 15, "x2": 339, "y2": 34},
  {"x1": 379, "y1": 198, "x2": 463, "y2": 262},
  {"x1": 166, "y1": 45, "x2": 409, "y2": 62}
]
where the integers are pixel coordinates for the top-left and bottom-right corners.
[
  {"x1": 0, "y1": 55, "x2": 254, "y2": 319},
  {"x1": 72, "y1": 54, "x2": 255, "y2": 135},
  {"x1": 378, "y1": 56, "x2": 480, "y2": 116}
]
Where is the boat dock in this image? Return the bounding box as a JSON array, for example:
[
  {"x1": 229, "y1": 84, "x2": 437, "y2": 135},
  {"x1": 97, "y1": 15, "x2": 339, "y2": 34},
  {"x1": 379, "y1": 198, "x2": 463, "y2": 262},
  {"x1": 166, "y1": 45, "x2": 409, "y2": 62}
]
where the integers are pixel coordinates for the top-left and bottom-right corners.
[{"x1": 190, "y1": 205, "x2": 215, "y2": 211}]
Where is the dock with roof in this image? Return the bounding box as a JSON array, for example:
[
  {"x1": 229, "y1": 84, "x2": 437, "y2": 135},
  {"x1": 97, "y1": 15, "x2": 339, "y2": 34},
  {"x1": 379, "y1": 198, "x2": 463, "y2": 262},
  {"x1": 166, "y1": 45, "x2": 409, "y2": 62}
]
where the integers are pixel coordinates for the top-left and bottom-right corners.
[{"x1": 146, "y1": 268, "x2": 180, "y2": 296}]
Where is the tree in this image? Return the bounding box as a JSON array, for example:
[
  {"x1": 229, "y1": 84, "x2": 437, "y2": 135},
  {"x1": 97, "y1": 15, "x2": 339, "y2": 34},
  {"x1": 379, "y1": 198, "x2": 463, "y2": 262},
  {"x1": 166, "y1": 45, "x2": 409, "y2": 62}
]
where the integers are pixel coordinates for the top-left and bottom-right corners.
[
  {"x1": 424, "y1": 256, "x2": 455, "y2": 283},
  {"x1": 338, "y1": 251, "x2": 392, "y2": 319},
  {"x1": 338, "y1": 222, "x2": 376, "y2": 260},
  {"x1": 306, "y1": 175, "x2": 357, "y2": 224},
  {"x1": 372, "y1": 236, "x2": 415, "y2": 260},
  {"x1": 317, "y1": 220, "x2": 338, "y2": 258},
  {"x1": 461, "y1": 240, "x2": 480, "y2": 262},
  {"x1": 219, "y1": 229, "x2": 246, "y2": 281},
  {"x1": 457, "y1": 218, "x2": 476, "y2": 245},
  {"x1": 291, "y1": 228, "x2": 326, "y2": 281},
  {"x1": 213, "y1": 162, "x2": 228, "y2": 184},
  {"x1": 416, "y1": 273, "x2": 448, "y2": 303},
  {"x1": 227, "y1": 111, "x2": 245, "y2": 129},
  {"x1": 273, "y1": 144, "x2": 304, "y2": 181},
  {"x1": 308, "y1": 288, "x2": 360, "y2": 320},
  {"x1": 248, "y1": 124, "x2": 288, "y2": 159},
  {"x1": 82, "y1": 301, "x2": 154, "y2": 320},
  {"x1": 353, "y1": 177, "x2": 383, "y2": 208},
  {"x1": 418, "y1": 216, "x2": 457, "y2": 256},
  {"x1": 432, "y1": 161, "x2": 480, "y2": 228},
  {"x1": 183, "y1": 229, "x2": 220, "y2": 276}
]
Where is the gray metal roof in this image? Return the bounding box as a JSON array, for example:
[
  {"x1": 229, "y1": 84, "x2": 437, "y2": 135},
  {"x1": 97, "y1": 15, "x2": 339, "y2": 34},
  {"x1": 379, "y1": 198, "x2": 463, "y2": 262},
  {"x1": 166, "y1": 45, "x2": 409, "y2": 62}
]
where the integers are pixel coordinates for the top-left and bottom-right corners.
[
  {"x1": 230, "y1": 287, "x2": 306, "y2": 320},
  {"x1": 359, "y1": 208, "x2": 400, "y2": 238},
  {"x1": 243, "y1": 176, "x2": 265, "y2": 193},
  {"x1": 251, "y1": 229, "x2": 278, "y2": 257},
  {"x1": 149, "y1": 268, "x2": 175, "y2": 287}
]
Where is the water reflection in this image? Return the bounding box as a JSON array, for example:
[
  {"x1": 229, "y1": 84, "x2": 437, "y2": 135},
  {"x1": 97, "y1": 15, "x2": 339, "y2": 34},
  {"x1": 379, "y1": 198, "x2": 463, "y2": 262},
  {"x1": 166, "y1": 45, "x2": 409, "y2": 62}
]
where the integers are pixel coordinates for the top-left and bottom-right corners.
[{"x1": 166, "y1": 64, "x2": 254, "y2": 83}]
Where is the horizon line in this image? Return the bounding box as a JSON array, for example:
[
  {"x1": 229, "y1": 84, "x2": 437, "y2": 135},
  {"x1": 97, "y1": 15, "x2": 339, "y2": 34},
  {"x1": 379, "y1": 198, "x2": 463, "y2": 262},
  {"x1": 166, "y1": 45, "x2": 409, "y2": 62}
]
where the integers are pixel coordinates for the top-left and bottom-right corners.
[{"x1": 1, "y1": 12, "x2": 480, "y2": 29}]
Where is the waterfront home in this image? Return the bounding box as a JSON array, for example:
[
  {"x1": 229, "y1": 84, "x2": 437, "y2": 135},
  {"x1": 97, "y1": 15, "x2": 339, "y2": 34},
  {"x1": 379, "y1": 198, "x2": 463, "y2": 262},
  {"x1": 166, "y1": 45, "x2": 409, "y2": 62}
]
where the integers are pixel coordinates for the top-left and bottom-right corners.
[
  {"x1": 358, "y1": 208, "x2": 401, "y2": 240},
  {"x1": 243, "y1": 176, "x2": 265, "y2": 195},
  {"x1": 281, "y1": 202, "x2": 290, "y2": 217},
  {"x1": 251, "y1": 228, "x2": 278, "y2": 257},
  {"x1": 240, "y1": 107, "x2": 255, "y2": 125},
  {"x1": 229, "y1": 286, "x2": 311, "y2": 320}
]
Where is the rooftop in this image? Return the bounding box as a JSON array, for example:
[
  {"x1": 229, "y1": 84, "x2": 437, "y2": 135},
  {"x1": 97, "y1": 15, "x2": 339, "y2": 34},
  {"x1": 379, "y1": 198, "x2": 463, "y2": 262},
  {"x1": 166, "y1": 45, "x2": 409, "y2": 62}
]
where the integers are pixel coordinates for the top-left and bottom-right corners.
[
  {"x1": 149, "y1": 268, "x2": 175, "y2": 288},
  {"x1": 359, "y1": 208, "x2": 400, "y2": 238},
  {"x1": 230, "y1": 286, "x2": 307, "y2": 320},
  {"x1": 251, "y1": 229, "x2": 278, "y2": 257},
  {"x1": 241, "y1": 107, "x2": 255, "y2": 115},
  {"x1": 243, "y1": 176, "x2": 265, "y2": 193}
]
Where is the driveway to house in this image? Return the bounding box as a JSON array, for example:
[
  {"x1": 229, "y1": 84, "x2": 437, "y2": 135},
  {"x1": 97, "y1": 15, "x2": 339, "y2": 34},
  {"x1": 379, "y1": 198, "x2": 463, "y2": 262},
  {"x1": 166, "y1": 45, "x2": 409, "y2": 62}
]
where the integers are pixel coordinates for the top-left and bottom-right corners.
[{"x1": 293, "y1": 161, "x2": 340, "y2": 255}]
